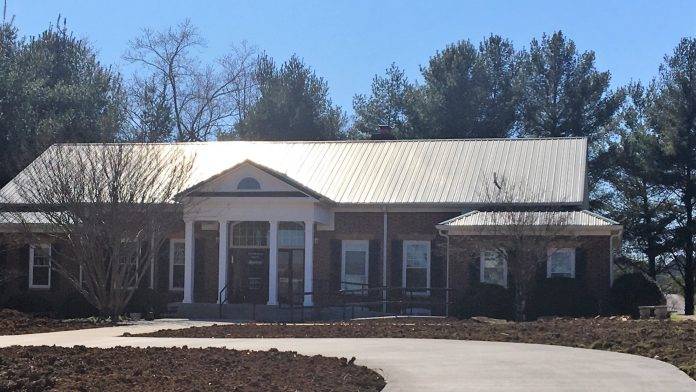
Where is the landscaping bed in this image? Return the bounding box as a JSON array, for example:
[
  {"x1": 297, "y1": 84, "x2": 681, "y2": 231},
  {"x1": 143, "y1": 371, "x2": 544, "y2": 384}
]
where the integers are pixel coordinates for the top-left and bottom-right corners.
[
  {"x1": 0, "y1": 309, "x2": 103, "y2": 335},
  {"x1": 0, "y1": 345, "x2": 385, "y2": 391},
  {"x1": 132, "y1": 316, "x2": 696, "y2": 379}
]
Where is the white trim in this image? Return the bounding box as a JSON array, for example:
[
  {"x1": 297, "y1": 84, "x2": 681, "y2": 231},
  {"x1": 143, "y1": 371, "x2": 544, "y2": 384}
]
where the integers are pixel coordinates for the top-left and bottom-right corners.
[
  {"x1": 402, "y1": 240, "x2": 431, "y2": 294},
  {"x1": 169, "y1": 239, "x2": 185, "y2": 291},
  {"x1": 303, "y1": 220, "x2": 314, "y2": 306},
  {"x1": 217, "y1": 220, "x2": 229, "y2": 303},
  {"x1": 183, "y1": 220, "x2": 195, "y2": 303},
  {"x1": 547, "y1": 248, "x2": 576, "y2": 278},
  {"x1": 29, "y1": 244, "x2": 51, "y2": 289},
  {"x1": 479, "y1": 250, "x2": 508, "y2": 288},
  {"x1": 341, "y1": 240, "x2": 370, "y2": 295},
  {"x1": 267, "y1": 220, "x2": 279, "y2": 305}
]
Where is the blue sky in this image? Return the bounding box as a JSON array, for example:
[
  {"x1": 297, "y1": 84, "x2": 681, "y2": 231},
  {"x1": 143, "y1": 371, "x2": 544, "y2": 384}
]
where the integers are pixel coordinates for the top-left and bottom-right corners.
[{"x1": 7, "y1": 0, "x2": 696, "y2": 116}]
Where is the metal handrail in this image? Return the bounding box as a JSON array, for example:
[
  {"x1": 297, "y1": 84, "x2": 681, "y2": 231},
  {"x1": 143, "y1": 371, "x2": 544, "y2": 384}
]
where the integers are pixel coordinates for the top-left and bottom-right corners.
[{"x1": 218, "y1": 281, "x2": 231, "y2": 319}]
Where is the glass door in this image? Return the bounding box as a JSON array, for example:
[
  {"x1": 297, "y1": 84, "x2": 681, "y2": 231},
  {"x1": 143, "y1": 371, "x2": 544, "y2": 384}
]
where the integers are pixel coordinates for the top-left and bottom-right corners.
[{"x1": 278, "y1": 249, "x2": 304, "y2": 305}]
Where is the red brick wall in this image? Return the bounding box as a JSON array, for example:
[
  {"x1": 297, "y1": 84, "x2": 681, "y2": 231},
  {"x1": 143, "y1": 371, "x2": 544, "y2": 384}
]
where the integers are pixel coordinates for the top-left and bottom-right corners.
[
  {"x1": 313, "y1": 211, "x2": 459, "y2": 306},
  {"x1": 448, "y1": 235, "x2": 612, "y2": 306}
]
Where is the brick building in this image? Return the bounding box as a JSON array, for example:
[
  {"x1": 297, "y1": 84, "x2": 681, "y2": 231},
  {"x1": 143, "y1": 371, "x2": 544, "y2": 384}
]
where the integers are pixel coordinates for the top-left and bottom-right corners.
[{"x1": 0, "y1": 138, "x2": 622, "y2": 319}]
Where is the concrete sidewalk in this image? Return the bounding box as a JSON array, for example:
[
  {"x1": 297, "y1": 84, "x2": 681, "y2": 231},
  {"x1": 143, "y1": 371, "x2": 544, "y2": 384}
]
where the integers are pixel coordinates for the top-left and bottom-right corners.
[{"x1": 0, "y1": 320, "x2": 694, "y2": 391}]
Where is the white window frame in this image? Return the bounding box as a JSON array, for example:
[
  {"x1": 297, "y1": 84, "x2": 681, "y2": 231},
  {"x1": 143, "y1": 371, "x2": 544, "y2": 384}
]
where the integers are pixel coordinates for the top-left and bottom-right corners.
[
  {"x1": 29, "y1": 244, "x2": 51, "y2": 289},
  {"x1": 402, "y1": 240, "x2": 431, "y2": 295},
  {"x1": 341, "y1": 240, "x2": 369, "y2": 295},
  {"x1": 547, "y1": 248, "x2": 576, "y2": 278},
  {"x1": 169, "y1": 239, "x2": 186, "y2": 291},
  {"x1": 480, "y1": 250, "x2": 508, "y2": 287}
]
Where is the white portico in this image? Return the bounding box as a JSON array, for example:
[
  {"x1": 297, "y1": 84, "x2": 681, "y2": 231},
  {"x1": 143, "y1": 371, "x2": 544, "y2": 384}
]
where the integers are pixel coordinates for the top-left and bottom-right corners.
[{"x1": 179, "y1": 160, "x2": 331, "y2": 307}]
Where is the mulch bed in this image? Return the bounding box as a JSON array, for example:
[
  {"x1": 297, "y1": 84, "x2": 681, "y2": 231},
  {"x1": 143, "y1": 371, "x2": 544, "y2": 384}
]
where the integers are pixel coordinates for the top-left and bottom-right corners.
[
  {"x1": 133, "y1": 316, "x2": 696, "y2": 379},
  {"x1": 0, "y1": 309, "x2": 103, "y2": 335},
  {"x1": 0, "y1": 345, "x2": 386, "y2": 391}
]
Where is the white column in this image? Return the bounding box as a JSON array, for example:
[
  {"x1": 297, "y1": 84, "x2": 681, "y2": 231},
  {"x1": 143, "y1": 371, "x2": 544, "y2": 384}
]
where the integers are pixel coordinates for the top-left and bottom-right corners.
[
  {"x1": 267, "y1": 220, "x2": 279, "y2": 306},
  {"x1": 217, "y1": 220, "x2": 229, "y2": 304},
  {"x1": 183, "y1": 220, "x2": 195, "y2": 303},
  {"x1": 303, "y1": 220, "x2": 314, "y2": 307}
]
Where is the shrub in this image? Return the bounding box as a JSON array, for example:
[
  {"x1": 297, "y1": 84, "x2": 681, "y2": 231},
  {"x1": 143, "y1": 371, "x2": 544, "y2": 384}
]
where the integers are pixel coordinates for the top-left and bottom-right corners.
[
  {"x1": 531, "y1": 278, "x2": 599, "y2": 318},
  {"x1": 57, "y1": 292, "x2": 98, "y2": 319},
  {"x1": 125, "y1": 288, "x2": 166, "y2": 316},
  {"x1": 2, "y1": 293, "x2": 55, "y2": 316},
  {"x1": 610, "y1": 272, "x2": 665, "y2": 318},
  {"x1": 453, "y1": 282, "x2": 514, "y2": 320}
]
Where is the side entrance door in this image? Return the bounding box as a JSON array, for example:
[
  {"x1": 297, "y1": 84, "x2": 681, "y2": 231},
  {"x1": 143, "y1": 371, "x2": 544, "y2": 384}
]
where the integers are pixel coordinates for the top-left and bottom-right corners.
[{"x1": 278, "y1": 249, "x2": 304, "y2": 305}]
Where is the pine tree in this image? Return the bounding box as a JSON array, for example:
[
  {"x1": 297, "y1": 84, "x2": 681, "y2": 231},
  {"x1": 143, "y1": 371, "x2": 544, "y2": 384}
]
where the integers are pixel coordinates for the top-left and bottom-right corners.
[
  {"x1": 410, "y1": 35, "x2": 519, "y2": 139},
  {"x1": 651, "y1": 38, "x2": 696, "y2": 315},
  {"x1": 605, "y1": 83, "x2": 676, "y2": 278},
  {"x1": 234, "y1": 55, "x2": 346, "y2": 140}
]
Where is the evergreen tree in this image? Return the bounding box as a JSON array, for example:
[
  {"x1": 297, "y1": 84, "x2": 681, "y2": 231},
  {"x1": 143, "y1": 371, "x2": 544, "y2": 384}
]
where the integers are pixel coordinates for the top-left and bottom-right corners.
[
  {"x1": 517, "y1": 31, "x2": 623, "y2": 141},
  {"x1": 605, "y1": 83, "x2": 676, "y2": 278},
  {"x1": 651, "y1": 38, "x2": 696, "y2": 315},
  {"x1": 122, "y1": 75, "x2": 175, "y2": 142},
  {"x1": 235, "y1": 55, "x2": 346, "y2": 140},
  {"x1": 351, "y1": 63, "x2": 415, "y2": 139},
  {"x1": 0, "y1": 19, "x2": 124, "y2": 186},
  {"x1": 410, "y1": 35, "x2": 519, "y2": 139},
  {"x1": 517, "y1": 31, "x2": 624, "y2": 198}
]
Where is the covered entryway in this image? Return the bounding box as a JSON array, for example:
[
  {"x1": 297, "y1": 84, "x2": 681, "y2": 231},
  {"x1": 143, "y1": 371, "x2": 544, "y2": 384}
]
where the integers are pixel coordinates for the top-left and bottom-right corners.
[{"x1": 177, "y1": 159, "x2": 331, "y2": 309}]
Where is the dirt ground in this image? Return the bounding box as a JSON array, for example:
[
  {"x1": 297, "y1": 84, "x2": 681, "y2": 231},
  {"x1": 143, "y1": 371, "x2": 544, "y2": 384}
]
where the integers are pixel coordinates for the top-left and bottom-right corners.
[
  {"x1": 133, "y1": 316, "x2": 696, "y2": 379},
  {"x1": 0, "y1": 345, "x2": 386, "y2": 391},
  {"x1": 0, "y1": 309, "x2": 103, "y2": 335}
]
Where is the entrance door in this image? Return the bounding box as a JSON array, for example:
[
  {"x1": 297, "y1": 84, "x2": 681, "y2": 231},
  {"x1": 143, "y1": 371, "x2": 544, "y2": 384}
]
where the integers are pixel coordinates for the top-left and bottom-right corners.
[
  {"x1": 229, "y1": 248, "x2": 269, "y2": 304},
  {"x1": 278, "y1": 249, "x2": 304, "y2": 305}
]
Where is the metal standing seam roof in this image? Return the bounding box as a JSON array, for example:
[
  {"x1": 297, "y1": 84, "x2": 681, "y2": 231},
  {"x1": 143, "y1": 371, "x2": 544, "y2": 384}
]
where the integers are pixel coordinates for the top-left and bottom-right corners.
[
  {"x1": 0, "y1": 138, "x2": 588, "y2": 206},
  {"x1": 437, "y1": 210, "x2": 621, "y2": 228}
]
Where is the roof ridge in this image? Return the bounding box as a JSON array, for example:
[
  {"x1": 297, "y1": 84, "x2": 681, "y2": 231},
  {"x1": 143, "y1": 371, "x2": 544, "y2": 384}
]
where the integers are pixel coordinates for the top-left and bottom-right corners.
[{"x1": 50, "y1": 137, "x2": 587, "y2": 147}]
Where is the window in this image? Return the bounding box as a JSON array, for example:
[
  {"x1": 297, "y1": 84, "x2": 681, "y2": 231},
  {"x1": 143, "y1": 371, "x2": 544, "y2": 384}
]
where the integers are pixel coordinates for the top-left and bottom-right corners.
[
  {"x1": 29, "y1": 244, "x2": 51, "y2": 289},
  {"x1": 480, "y1": 250, "x2": 507, "y2": 287},
  {"x1": 278, "y1": 222, "x2": 304, "y2": 248},
  {"x1": 169, "y1": 240, "x2": 185, "y2": 291},
  {"x1": 118, "y1": 242, "x2": 140, "y2": 289},
  {"x1": 341, "y1": 240, "x2": 369, "y2": 294},
  {"x1": 237, "y1": 177, "x2": 261, "y2": 190},
  {"x1": 547, "y1": 248, "x2": 576, "y2": 278},
  {"x1": 403, "y1": 240, "x2": 430, "y2": 295},
  {"x1": 232, "y1": 222, "x2": 269, "y2": 247}
]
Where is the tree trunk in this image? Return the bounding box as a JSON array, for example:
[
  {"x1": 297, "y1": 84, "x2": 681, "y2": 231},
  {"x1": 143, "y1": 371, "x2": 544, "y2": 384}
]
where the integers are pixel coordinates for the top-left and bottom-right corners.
[{"x1": 685, "y1": 193, "x2": 695, "y2": 315}]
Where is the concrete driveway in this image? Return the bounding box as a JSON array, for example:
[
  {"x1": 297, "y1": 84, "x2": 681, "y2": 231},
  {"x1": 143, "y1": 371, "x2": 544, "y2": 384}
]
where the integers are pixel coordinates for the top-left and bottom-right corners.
[{"x1": 0, "y1": 320, "x2": 694, "y2": 392}]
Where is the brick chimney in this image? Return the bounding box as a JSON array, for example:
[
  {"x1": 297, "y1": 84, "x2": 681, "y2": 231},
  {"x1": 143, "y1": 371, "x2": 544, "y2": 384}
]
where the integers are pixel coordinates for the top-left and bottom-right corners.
[{"x1": 370, "y1": 124, "x2": 397, "y2": 140}]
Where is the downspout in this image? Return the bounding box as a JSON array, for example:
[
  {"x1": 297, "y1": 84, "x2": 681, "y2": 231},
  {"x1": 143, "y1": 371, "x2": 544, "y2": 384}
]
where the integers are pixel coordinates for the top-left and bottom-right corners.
[
  {"x1": 438, "y1": 228, "x2": 450, "y2": 317},
  {"x1": 382, "y1": 207, "x2": 388, "y2": 313},
  {"x1": 609, "y1": 230, "x2": 622, "y2": 287}
]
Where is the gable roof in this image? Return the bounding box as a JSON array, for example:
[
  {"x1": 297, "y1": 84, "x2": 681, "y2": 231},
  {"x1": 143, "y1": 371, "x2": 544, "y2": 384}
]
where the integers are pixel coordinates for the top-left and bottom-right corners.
[
  {"x1": 179, "y1": 159, "x2": 328, "y2": 200},
  {"x1": 0, "y1": 138, "x2": 588, "y2": 206}
]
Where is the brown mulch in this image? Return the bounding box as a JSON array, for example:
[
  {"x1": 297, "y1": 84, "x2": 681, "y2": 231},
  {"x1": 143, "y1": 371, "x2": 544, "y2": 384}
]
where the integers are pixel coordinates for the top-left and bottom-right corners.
[
  {"x1": 0, "y1": 345, "x2": 386, "y2": 391},
  {"x1": 132, "y1": 316, "x2": 696, "y2": 379},
  {"x1": 0, "y1": 309, "x2": 103, "y2": 335}
]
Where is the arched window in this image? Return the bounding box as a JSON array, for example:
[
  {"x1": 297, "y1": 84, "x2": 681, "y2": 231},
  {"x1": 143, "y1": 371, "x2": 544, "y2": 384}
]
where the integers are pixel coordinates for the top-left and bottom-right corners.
[{"x1": 237, "y1": 177, "x2": 261, "y2": 190}]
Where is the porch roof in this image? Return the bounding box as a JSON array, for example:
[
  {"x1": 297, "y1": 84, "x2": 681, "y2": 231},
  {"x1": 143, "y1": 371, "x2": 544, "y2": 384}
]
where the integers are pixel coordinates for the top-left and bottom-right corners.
[{"x1": 437, "y1": 210, "x2": 621, "y2": 231}]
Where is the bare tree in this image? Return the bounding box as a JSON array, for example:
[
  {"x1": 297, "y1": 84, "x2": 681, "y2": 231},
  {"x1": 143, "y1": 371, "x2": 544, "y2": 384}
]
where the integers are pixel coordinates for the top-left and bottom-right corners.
[
  {"x1": 123, "y1": 19, "x2": 258, "y2": 141},
  {"x1": 451, "y1": 175, "x2": 578, "y2": 320},
  {"x1": 1, "y1": 144, "x2": 194, "y2": 320}
]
